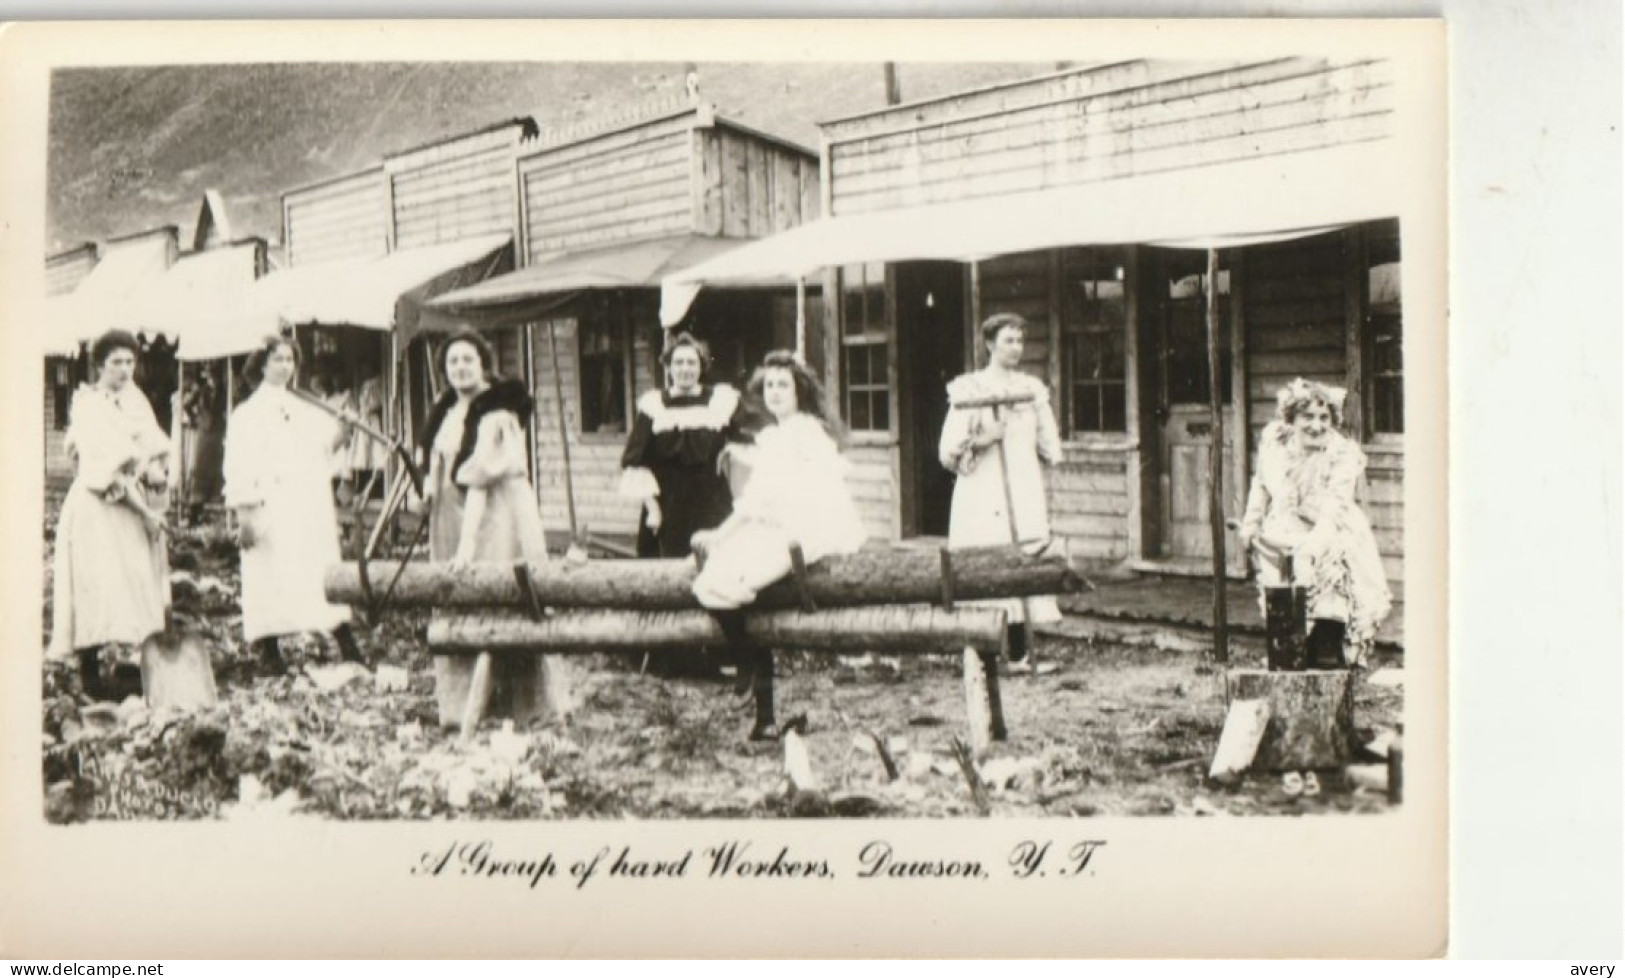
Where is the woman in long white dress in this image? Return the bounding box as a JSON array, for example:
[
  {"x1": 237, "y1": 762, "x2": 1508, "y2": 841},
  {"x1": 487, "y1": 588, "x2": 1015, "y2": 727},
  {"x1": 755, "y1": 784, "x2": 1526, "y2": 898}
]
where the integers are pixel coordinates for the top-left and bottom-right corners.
[
  {"x1": 1238, "y1": 378, "x2": 1393, "y2": 667},
  {"x1": 691, "y1": 350, "x2": 867, "y2": 739},
  {"x1": 49, "y1": 330, "x2": 174, "y2": 699},
  {"x1": 223, "y1": 335, "x2": 363, "y2": 672},
  {"x1": 938, "y1": 313, "x2": 1065, "y2": 738}
]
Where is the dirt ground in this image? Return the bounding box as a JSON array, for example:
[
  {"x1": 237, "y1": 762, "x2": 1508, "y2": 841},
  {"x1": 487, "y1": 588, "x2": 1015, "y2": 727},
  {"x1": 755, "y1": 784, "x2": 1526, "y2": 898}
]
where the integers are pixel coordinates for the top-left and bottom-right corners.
[{"x1": 40, "y1": 500, "x2": 1404, "y2": 822}]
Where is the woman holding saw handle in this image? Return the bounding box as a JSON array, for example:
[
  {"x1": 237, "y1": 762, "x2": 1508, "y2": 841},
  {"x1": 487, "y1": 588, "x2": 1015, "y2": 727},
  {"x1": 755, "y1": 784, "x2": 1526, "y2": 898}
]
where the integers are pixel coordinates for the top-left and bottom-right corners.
[{"x1": 939, "y1": 313, "x2": 1064, "y2": 736}]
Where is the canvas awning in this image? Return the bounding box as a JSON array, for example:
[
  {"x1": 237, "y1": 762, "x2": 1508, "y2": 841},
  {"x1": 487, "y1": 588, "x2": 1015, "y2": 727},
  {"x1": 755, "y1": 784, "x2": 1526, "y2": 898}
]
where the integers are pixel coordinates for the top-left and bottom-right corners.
[
  {"x1": 428, "y1": 234, "x2": 748, "y2": 326},
  {"x1": 48, "y1": 233, "x2": 177, "y2": 352},
  {"x1": 660, "y1": 139, "x2": 1405, "y2": 325},
  {"x1": 178, "y1": 233, "x2": 512, "y2": 360}
]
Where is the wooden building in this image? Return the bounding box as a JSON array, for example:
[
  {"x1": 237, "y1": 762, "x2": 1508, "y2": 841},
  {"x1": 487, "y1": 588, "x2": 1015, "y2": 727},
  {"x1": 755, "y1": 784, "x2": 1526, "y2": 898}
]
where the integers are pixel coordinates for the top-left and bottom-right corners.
[
  {"x1": 43, "y1": 243, "x2": 101, "y2": 485},
  {"x1": 429, "y1": 98, "x2": 822, "y2": 544},
  {"x1": 666, "y1": 59, "x2": 1409, "y2": 584}
]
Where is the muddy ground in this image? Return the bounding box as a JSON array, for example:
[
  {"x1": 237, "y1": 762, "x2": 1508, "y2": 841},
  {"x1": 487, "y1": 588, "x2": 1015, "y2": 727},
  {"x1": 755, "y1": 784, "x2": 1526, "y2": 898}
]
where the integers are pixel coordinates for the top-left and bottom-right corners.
[{"x1": 41, "y1": 500, "x2": 1403, "y2": 822}]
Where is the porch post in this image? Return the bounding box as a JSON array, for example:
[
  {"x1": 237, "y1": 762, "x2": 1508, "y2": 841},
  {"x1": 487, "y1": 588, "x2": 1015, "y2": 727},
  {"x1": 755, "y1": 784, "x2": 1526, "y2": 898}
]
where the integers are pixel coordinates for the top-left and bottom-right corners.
[
  {"x1": 795, "y1": 275, "x2": 807, "y2": 358},
  {"x1": 1205, "y1": 247, "x2": 1229, "y2": 663}
]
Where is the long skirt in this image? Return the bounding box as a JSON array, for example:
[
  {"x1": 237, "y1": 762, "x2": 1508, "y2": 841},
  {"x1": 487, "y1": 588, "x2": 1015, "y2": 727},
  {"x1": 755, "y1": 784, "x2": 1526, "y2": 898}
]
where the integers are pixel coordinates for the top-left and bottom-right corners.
[{"x1": 49, "y1": 483, "x2": 169, "y2": 659}]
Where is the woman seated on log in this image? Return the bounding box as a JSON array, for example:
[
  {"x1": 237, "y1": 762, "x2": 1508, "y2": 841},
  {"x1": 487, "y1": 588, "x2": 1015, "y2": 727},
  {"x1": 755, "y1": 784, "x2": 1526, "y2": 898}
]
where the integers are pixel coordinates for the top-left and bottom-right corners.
[
  {"x1": 691, "y1": 350, "x2": 867, "y2": 740},
  {"x1": 49, "y1": 329, "x2": 174, "y2": 700},
  {"x1": 224, "y1": 334, "x2": 366, "y2": 673},
  {"x1": 1237, "y1": 378, "x2": 1393, "y2": 668},
  {"x1": 418, "y1": 327, "x2": 573, "y2": 727},
  {"x1": 618, "y1": 331, "x2": 748, "y2": 678}
]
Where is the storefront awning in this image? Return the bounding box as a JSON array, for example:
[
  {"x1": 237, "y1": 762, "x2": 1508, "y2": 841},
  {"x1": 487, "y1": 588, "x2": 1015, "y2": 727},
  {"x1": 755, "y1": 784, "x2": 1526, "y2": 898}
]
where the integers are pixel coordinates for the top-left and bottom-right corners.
[
  {"x1": 49, "y1": 234, "x2": 177, "y2": 352},
  {"x1": 429, "y1": 234, "x2": 747, "y2": 323},
  {"x1": 660, "y1": 139, "x2": 1405, "y2": 325},
  {"x1": 178, "y1": 233, "x2": 512, "y2": 360}
]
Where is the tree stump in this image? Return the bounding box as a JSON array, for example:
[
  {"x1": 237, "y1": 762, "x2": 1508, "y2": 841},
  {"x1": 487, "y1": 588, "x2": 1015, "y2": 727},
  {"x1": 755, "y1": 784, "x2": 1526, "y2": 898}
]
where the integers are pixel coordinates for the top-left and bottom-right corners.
[
  {"x1": 1222, "y1": 669, "x2": 1357, "y2": 771},
  {"x1": 432, "y1": 652, "x2": 562, "y2": 730}
]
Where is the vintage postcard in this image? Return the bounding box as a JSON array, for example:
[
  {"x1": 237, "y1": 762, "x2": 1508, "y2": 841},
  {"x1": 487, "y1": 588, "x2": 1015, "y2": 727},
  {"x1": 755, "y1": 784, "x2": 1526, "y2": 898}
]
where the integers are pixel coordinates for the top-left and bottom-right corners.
[{"x1": 0, "y1": 19, "x2": 1448, "y2": 958}]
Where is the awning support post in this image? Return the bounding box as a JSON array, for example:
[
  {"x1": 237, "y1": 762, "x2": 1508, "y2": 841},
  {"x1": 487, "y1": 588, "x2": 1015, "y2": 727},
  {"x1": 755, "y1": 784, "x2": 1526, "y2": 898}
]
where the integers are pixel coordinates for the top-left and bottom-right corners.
[
  {"x1": 795, "y1": 276, "x2": 807, "y2": 359},
  {"x1": 1206, "y1": 247, "x2": 1230, "y2": 664}
]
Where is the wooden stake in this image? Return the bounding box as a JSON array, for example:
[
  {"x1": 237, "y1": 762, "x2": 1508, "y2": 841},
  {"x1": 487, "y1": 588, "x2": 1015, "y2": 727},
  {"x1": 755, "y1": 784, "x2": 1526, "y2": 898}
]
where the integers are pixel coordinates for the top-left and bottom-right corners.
[{"x1": 545, "y1": 317, "x2": 580, "y2": 545}]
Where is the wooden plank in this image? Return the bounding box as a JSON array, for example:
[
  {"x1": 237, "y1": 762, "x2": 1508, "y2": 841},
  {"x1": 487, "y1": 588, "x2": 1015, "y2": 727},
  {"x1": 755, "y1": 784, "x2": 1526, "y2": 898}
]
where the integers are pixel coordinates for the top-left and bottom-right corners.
[
  {"x1": 521, "y1": 138, "x2": 690, "y2": 198},
  {"x1": 1049, "y1": 512, "x2": 1129, "y2": 539},
  {"x1": 1049, "y1": 491, "x2": 1133, "y2": 518},
  {"x1": 720, "y1": 131, "x2": 751, "y2": 237},
  {"x1": 1246, "y1": 321, "x2": 1346, "y2": 353},
  {"x1": 518, "y1": 114, "x2": 693, "y2": 172},
  {"x1": 772, "y1": 153, "x2": 800, "y2": 232},
  {"x1": 285, "y1": 170, "x2": 386, "y2": 208},
  {"x1": 1248, "y1": 349, "x2": 1347, "y2": 378},
  {"x1": 747, "y1": 140, "x2": 773, "y2": 237},
  {"x1": 530, "y1": 210, "x2": 693, "y2": 253},
  {"x1": 833, "y1": 115, "x2": 1393, "y2": 215},
  {"x1": 531, "y1": 171, "x2": 692, "y2": 224},
  {"x1": 391, "y1": 174, "x2": 512, "y2": 214},
  {"x1": 391, "y1": 157, "x2": 512, "y2": 198},
  {"x1": 832, "y1": 63, "x2": 1393, "y2": 184}
]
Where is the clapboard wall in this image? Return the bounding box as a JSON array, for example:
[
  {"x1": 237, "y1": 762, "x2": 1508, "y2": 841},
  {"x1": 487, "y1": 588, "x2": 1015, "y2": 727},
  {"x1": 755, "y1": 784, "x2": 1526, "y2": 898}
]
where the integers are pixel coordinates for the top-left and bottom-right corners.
[
  {"x1": 389, "y1": 123, "x2": 530, "y2": 252},
  {"x1": 46, "y1": 244, "x2": 99, "y2": 297},
  {"x1": 824, "y1": 58, "x2": 1396, "y2": 216},
  {"x1": 519, "y1": 108, "x2": 820, "y2": 259},
  {"x1": 283, "y1": 168, "x2": 388, "y2": 268}
]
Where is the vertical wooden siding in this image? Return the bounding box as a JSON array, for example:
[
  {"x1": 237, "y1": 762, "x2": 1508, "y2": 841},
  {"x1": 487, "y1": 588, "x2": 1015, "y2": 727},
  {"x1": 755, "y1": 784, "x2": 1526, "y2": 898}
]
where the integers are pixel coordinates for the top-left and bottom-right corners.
[{"x1": 284, "y1": 169, "x2": 388, "y2": 268}]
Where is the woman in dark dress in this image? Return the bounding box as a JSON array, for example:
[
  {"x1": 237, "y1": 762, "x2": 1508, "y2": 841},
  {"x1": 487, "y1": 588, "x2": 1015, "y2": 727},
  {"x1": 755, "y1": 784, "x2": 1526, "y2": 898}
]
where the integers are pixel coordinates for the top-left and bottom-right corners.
[
  {"x1": 619, "y1": 332, "x2": 747, "y2": 678},
  {"x1": 619, "y1": 332, "x2": 746, "y2": 559}
]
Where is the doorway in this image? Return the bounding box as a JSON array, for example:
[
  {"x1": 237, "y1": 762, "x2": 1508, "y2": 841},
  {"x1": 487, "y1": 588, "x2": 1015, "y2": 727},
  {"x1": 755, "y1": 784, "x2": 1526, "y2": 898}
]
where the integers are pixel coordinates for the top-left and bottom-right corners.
[
  {"x1": 895, "y1": 261, "x2": 966, "y2": 537},
  {"x1": 1149, "y1": 250, "x2": 1242, "y2": 568}
]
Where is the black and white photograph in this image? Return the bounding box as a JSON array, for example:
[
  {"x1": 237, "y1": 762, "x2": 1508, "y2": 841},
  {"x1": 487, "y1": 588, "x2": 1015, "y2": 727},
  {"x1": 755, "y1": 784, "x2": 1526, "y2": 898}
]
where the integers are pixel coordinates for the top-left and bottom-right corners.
[{"x1": 0, "y1": 19, "x2": 1450, "y2": 959}]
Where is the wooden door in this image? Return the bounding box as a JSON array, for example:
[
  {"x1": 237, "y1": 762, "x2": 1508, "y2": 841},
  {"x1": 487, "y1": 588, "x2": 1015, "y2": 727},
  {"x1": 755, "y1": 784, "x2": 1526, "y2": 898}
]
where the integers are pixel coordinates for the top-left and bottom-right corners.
[
  {"x1": 896, "y1": 262, "x2": 966, "y2": 537},
  {"x1": 1155, "y1": 257, "x2": 1243, "y2": 568}
]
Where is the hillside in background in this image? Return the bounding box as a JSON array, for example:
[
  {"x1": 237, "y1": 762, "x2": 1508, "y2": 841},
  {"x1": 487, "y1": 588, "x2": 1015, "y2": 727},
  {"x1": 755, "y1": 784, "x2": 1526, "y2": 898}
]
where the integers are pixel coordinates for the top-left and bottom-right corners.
[{"x1": 47, "y1": 60, "x2": 1052, "y2": 255}]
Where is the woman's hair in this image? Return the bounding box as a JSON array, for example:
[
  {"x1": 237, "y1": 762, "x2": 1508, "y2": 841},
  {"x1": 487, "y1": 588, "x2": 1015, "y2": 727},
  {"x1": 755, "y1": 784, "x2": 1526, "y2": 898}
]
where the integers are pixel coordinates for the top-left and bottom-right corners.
[
  {"x1": 978, "y1": 312, "x2": 1028, "y2": 360},
  {"x1": 1274, "y1": 377, "x2": 1347, "y2": 428},
  {"x1": 660, "y1": 331, "x2": 712, "y2": 376},
  {"x1": 241, "y1": 333, "x2": 301, "y2": 390},
  {"x1": 745, "y1": 350, "x2": 841, "y2": 439},
  {"x1": 435, "y1": 327, "x2": 500, "y2": 386},
  {"x1": 90, "y1": 329, "x2": 141, "y2": 368}
]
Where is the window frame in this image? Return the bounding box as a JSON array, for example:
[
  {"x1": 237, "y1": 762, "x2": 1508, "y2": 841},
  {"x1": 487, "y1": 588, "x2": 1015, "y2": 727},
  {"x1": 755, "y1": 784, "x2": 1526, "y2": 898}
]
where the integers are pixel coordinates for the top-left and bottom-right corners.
[
  {"x1": 838, "y1": 262, "x2": 893, "y2": 437},
  {"x1": 1059, "y1": 246, "x2": 1132, "y2": 442},
  {"x1": 575, "y1": 307, "x2": 633, "y2": 442},
  {"x1": 1363, "y1": 221, "x2": 1405, "y2": 443}
]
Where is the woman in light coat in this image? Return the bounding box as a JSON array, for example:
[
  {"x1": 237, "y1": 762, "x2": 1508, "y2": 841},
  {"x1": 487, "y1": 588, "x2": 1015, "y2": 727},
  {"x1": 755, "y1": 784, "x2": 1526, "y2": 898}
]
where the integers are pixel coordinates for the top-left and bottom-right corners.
[
  {"x1": 49, "y1": 329, "x2": 173, "y2": 699},
  {"x1": 1238, "y1": 378, "x2": 1393, "y2": 667},
  {"x1": 223, "y1": 335, "x2": 363, "y2": 672}
]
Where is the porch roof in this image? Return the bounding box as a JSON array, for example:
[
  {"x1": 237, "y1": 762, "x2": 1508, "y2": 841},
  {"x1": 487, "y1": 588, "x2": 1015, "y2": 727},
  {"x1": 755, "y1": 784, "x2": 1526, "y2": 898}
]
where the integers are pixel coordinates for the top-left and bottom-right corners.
[
  {"x1": 428, "y1": 234, "x2": 749, "y2": 322},
  {"x1": 178, "y1": 233, "x2": 512, "y2": 361},
  {"x1": 47, "y1": 232, "x2": 177, "y2": 353},
  {"x1": 660, "y1": 139, "x2": 1405, "y2": 326}
]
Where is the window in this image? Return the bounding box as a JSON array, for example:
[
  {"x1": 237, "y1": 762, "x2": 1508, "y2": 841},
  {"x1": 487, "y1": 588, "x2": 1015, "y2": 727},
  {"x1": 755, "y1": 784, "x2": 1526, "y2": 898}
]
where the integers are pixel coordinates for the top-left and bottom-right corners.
[
  {"x1": 1161, "y1": 258, "x2": 1232, "y2": 407},
  {"x1": 1367, "y1": 221, "x2": 1403, "y2": 435},
  {"x1": 840, "y1": 262, "x2": 889, "y2": 432},
  {"x1": 578, "y1": 313, "x2": 629, "y2": 435},
  {"x1": 1062, "y1": 248, "x2": 1128, "y2": 435},
  {"x1": 49, "y1": 359, "x2": 73, "y2": 430}
]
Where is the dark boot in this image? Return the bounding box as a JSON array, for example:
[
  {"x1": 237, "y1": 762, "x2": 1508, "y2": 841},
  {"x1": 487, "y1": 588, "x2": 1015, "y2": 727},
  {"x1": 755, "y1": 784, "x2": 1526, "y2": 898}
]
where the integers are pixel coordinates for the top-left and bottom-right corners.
[
  {"x1": 252, "y1": 636, "x2": 286, "y2": 677},
  {"x1": 980, "y1": 650, "x2": 1009, "y2": 741},
  {"x1": 1306, "y1": 619, "x2": 1348, "y2": 670},
  {"x1": 748, "y1": 646, "x2": 778, "y2": 742},
  {"x1": 1007, "y1": 623, "x2": 1029, "y2": 663},
  {"x1": 333, "y1": 624, "x2": 365, "y2": 665},
  {"x1": 77, "y1": 647, "x2": 104, "y2": 701}
]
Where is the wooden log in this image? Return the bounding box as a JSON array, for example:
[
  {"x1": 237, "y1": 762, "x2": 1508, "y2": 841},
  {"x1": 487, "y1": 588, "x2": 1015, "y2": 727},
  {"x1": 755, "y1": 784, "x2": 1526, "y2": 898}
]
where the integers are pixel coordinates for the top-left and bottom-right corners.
[
  {"x1": 325, "y1": 545, "x2": 1085, "y2": 611},
  {"x1": 1224, "y1": 669, "x2": 1357, "y2": 771},
  {"x1": 962, "y1": 648, "x2": 993, "y2": 762},
  {"x1": 426, "y1": 606, "x2": 1008, "y2": 655}
]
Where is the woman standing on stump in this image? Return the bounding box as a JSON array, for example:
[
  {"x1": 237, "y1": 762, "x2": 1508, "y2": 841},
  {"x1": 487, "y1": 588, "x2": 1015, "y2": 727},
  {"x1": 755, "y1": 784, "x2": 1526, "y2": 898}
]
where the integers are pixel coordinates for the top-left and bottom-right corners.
[
  {"x1": 419, "y1": 327, "x2": 573, "y2": 727},
  {"x1": 691, "y1": 350, "x2": 867, "y2": 740},
  {"x1": 49, "y1": 329, "x2": 174, "y2": 700},
  {"x1": 1238, "y1": 378, "x2": 1392, "y2": 668},
  {"x1": 223, "y1": 335, "x2": 365, "y2": 673},
  {"x1": 619, "y1": 332, "x2": 747, "y2": 677}
]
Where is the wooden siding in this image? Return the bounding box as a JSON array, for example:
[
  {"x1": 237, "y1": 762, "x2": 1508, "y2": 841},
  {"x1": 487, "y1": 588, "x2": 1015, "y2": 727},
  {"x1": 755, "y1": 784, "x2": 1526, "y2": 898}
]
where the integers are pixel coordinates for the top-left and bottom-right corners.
[
  {"x1": 46, "y1": 248, "x2": 98, "y2": 296},
  {"x1": 1241, "y1": 233, "x2": 1349, "y2": 450},
  {"x1": 284, "y1": 169, "x2": 388, "y2": 268},
  {"x1": 1365, "y1": 443, "x2": 1405, "y2": 584},
  {"x1": 521, "y1": 115, "x2": 694, "y2": 259},
  {"x1": 827, "y1": 58, "x2": 1395, "y2": 216},
  {"x1": 694, "y1": 125, "x2": 820, "y2": 239},
  {"x1": 527, "y1": 314, "x2": 661, "y2": 538},
  {"x1": 976, "y1": 250, "x2": 1056, "y2": 377},
  {"x1": 1048, "y1": 446, "x2": 1132, "y2": 562},
  {"x1": 391, "y1": 142, "x2": 518, "y2": 251},
  {"x1": 844, "y1": 441, "x2": 898, "y2": 541}
]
